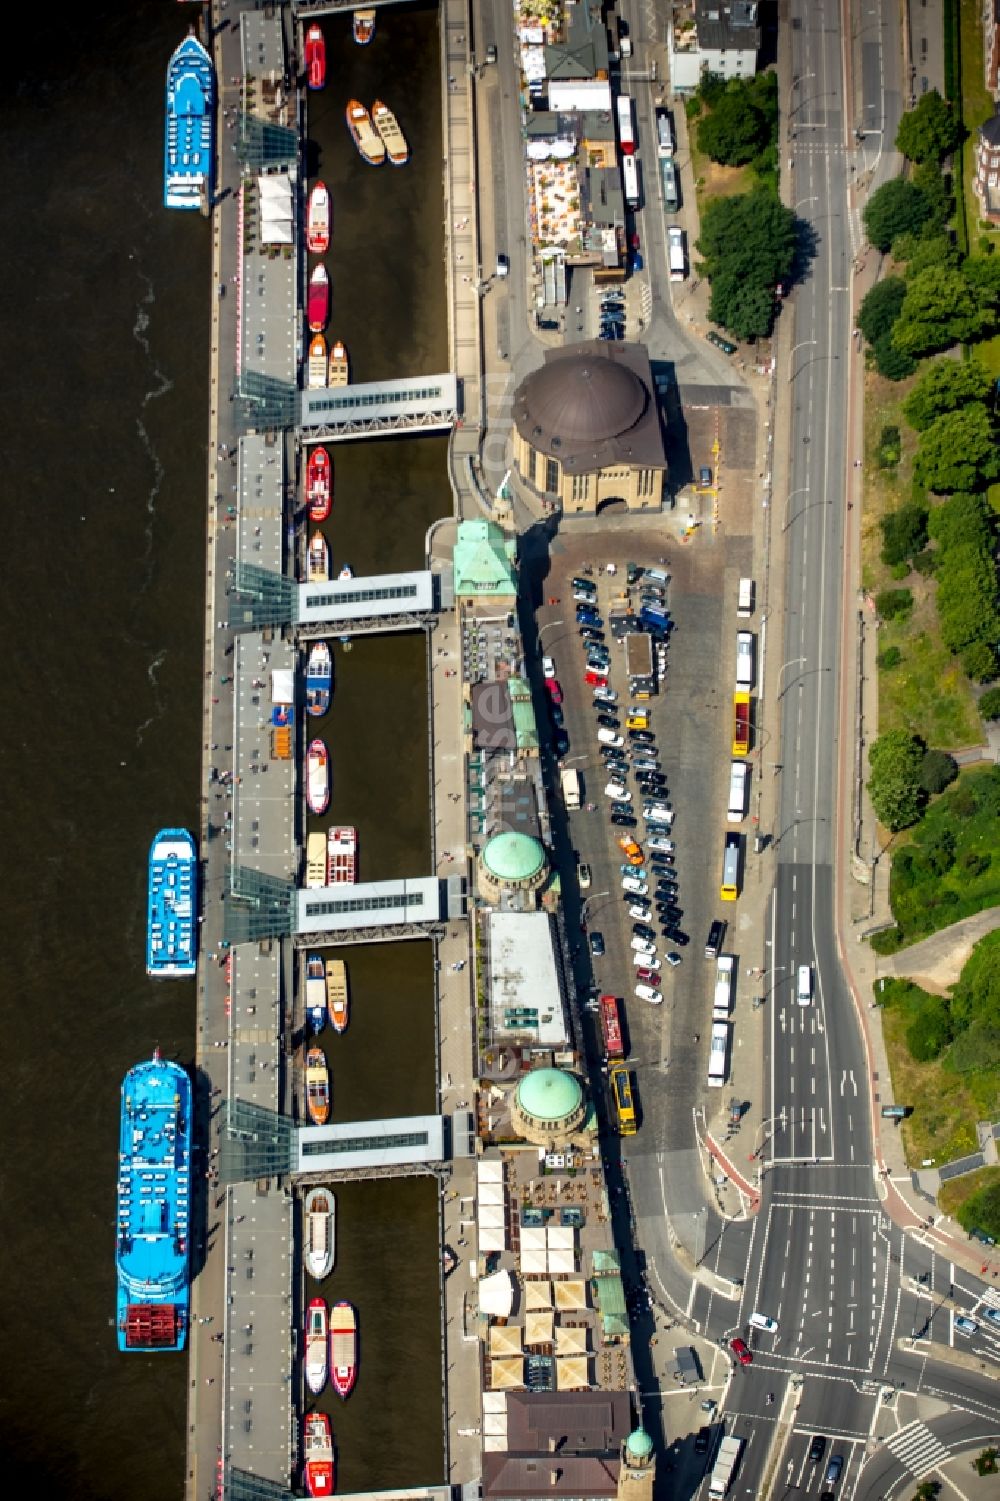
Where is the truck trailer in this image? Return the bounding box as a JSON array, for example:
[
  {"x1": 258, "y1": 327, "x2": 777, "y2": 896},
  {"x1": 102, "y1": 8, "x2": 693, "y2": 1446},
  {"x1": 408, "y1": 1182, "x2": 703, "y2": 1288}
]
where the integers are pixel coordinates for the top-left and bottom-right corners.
[
  {"x1": 625, "y1": 631, "x2": 654, "y2": 685},
  {"x1": 560, "y1": 766, "x2": 582, "y2": 810},
  {"x1": 708, "y1": 1435, "x2": 744, "y2": 1497}
]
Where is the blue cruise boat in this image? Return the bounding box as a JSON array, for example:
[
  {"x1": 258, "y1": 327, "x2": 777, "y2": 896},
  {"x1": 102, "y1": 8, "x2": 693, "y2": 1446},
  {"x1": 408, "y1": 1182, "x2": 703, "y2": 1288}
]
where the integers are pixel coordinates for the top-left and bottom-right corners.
[
  {"x1": 146, "y1": 828, "x2": 198, "y2": 977},
  {"x1": 164, "y1": 33, "x2": 215, "y2": 210},
  {"x1": 115, "y1": 1052, "x2": 192, "y2": 1352}
]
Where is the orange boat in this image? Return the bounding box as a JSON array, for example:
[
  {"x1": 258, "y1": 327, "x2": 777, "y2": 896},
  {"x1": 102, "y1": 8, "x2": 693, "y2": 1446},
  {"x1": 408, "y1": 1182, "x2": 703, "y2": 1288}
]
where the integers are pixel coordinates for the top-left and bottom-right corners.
[
  {"x1": 305, "y1": 1047, "x2": 330, "y2": 1125},
  {"x1": 328, "y1": 339, "x2": 349, "y2": 387},
  {"x1": 307, "y1": 447, "x2": 332, "y2": 521},
  {"x1": 325, "y1": 958, "x2": 349, "y2": 1034},
  {"x1": 345, "y1": 99, "x2": 386, "y2": 165},
  {"x1": 308, "y1": 334, "x2": 328, "y2": 389}
]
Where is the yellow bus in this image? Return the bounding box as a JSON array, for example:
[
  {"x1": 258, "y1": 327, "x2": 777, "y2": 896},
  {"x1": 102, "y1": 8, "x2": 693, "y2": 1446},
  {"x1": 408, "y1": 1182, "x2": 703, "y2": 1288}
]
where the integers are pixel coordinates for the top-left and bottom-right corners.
[
  {"x1": 609, "y1": 1062, "x2": 637, "y2": 1136},
  {"x1": 720, "y1": 832, "x2": 741, "y2": 901}
]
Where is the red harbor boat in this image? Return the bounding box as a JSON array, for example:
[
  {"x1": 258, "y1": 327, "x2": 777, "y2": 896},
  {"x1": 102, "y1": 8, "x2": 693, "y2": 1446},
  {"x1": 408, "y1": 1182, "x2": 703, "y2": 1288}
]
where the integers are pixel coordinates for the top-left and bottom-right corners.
[
  {"x1": 307, "y1": 446, "x2": 332, "y2": 521},
  {"x1": 308, "y1": 264, "x2": 330, "y2": 333},
  {"x1": 303, "y1": 1410, "x2": 335, "y2": 1497},
  {"x1": 305, "y1": 24, "x2": 326, "y2": 90},
  {"x1": 307, "y1": 182, "x2": 330, "y2": 254}
]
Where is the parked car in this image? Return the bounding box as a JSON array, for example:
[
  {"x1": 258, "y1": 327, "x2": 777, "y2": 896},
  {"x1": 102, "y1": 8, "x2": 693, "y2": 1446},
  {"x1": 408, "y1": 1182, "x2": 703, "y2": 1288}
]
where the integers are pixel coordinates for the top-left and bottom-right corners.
[
  {"x1": 611, "y1": 812, "x2": 637, "y2": 827},
  {"x1": 665, "y1": 952, "x2": 682, "y2": 967},
  {"x1": 546, "y1": 679, "x2": 563, "y2": 704},
  {"x1": 604, "y1": 780, "x2": 629, "y2": 801},
  {"x1": 542, "y1": 655, "x2": 556, "y2": 679},
  {"x1": 629, "y1": 729, "x2": 655, "y2": 744},
  {"x1": 620, "y1": 862, "x2": 648, "y2": 879},
  {"x1": 636, "y1": 962, "x2": 661, "y2": 980},
  {"x1": 579, "y1": 626, "x2": 605, "y2": 643},
  {"x1": 622, "y1": 876, "x2": 648, "y2": 895},
  {"x1": 578, "y1": 862, "x2": 592, "y2": 890},
  {"x1": 628, "y1": 902, "x2": 652, "y2": 920},
  {"x1": 585, "y1": 669, "x2": 608, "y2": 687},
  {"x1": 571, "y1": 576, "x2": 597, "y2": 594},
  {"x1": 550, "y1": 704, "x2": 565, "y2": 728},
  {"x1": 588, "y1": 931, "x2": 605, "y2": 957},
  {"x1": 631, "y1": 922, "x2": 656, "y2": 942},
  {"x1": 707, "y1": 329, "x2": 737, "y2": 355},
  {"x1": 553, "y1": 731, "x2": 570, "y2": 758},
  {"x1": 598, "y1": 729, "x2": 624, "y2": 747},
  {"x1": 699, "y1": 465, "x2": 713, "y2": 487},
  {"x1": 635, "y1": 984, "x2": 663, "y2": 1005},
  {"x1": 694, "y1": 1428, "x2": 711, "y2": 1455},
  {"x1": 593, "y1": 687, "x2": 618, "y2": 704},
  {"x1": 648, "y1": 836, "x2": 675, "y2": 853}
]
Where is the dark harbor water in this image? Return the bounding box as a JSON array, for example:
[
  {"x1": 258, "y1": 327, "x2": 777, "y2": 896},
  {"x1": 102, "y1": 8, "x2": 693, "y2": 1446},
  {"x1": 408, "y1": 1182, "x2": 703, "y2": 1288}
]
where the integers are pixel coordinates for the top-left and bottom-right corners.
[{"x1": 0, "y1": 1, "x2": 447, "y2": 1492}]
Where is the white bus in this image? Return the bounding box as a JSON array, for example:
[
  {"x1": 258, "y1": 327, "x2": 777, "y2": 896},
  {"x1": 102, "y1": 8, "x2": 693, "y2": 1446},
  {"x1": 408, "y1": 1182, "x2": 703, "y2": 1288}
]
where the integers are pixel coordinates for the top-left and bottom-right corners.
[
  {"x1": 727, "y1": 761, "x2": 748, "y2": 823},
  {"x1": 668, "y1": 226, "x2": 685, "y2": 281},
  {"x1": 735, "y1": 630, "x2": 754, "y2": 689},
  {"x1": 707, "y1": 1022, "x2": 729, "y2": 1088},
  {"x1": 616, "y1": 94, "x2": 636, "y2": 155},
  {"x1": 655, "y1": 107, "x2": 674, "y2": 159},
  {"x1": 714, "y1": 955, "x2": 734, "y2": 1019},
  {"x1": 622, "y1": 152, "x2": 641, "y2": 210},
  {"x1": 737, "y1": 577, "x2": 754, "y2": 618}
]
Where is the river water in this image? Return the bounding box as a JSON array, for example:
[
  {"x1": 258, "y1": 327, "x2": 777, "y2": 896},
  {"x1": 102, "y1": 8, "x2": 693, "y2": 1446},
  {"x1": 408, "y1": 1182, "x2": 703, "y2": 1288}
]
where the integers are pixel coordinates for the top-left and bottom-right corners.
[{"x1": 0, "y1": 1, "x2": 445, "y2": 1492}]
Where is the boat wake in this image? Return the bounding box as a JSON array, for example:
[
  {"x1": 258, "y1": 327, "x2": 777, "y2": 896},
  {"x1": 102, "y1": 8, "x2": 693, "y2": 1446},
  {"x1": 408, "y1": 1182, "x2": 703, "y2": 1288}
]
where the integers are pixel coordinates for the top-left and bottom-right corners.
[
  {"x1": 136, "y1": 649, "x2": 168, "y2": 747},
  {"x1": 131, "y1": 269, "x2": 172, "y2": 578}
]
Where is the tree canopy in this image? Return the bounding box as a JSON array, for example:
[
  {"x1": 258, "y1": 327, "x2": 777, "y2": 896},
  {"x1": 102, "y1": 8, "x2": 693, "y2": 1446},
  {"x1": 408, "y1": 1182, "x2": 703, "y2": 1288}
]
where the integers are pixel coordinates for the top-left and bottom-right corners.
[
  {"x1": 892, "y1": 266, "x2": 996, "y2": 356},
  {"x1": 862, "y1": 178, "x2": 931, "y2": 251},
  {"x1": 698, "y1": 84, "x2": 771, "y2": 165},
  {"x1": 696, "y1": 189, "x2": 797, "y2": 339},
  {"x1": 857, "y1": 277, "x2": 907, "y2": 344},
  {"x1": 868, "y1": 730, "x2": 926, "y2": 831},
  {"x1": 895, "y1": 89, "x2": 963, "y2": 163},
  {"x1": 902, "y1": 356, "x2": 993, "y2": 430},
  {"x1": 913, "y1": 404, "x2": 1000, "y2": 494}
]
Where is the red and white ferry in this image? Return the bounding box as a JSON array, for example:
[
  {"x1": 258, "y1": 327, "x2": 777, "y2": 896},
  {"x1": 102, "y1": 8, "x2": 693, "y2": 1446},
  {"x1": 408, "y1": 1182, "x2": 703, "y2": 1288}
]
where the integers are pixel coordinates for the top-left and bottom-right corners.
[
  {"x1": 306, "y1": 739, "x2": 330, "y2": 816},
  {"x1": 305, "y1": 24, "x2": 326, "y2": 90},
  {"x1": 308, "y1": 264, "x2": 330, "y2": 332},
  {"x1": 330, "y1": 1300, "x2": 357, "y2": 1398},
  {"x1": 326, "y1": 826, "x2": 357, "y2": 884},
  {"x1": 307, "y1": 182, "x2": 330, "y2": 254},
  {"x1": 307, "y1": 446, "x2": 332, "y2": 522},
  {"x1": 303, "y1": 1411, "x2": 335, "y2": 1496}
]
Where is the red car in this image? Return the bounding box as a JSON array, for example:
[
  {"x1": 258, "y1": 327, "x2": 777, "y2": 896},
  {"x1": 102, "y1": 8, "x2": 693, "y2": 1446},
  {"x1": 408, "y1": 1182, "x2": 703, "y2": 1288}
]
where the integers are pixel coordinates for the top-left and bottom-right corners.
[
  {"x1": 635, "y1": 965, "x2": 659, "y2": 983},
  {"x1": 585, "y1": 668, "x2": 608, "y2": 687},
  {"x1": 730, "y1": 1338, "x2": 753, "y2": 1366},
  {"x1": 546, "y1": 679, "x2": 563, "y2": 704}
]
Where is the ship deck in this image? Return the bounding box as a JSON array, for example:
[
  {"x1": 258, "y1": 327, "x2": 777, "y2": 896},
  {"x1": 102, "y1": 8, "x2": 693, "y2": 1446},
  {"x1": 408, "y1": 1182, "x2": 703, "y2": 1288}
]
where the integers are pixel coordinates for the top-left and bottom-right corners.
[
  {"x1": 147, "y1": 833, "x2": 197, "y2": 975},
  {"x1": 116, "y1": 1060, "x2": 191, "y2": 1313}
]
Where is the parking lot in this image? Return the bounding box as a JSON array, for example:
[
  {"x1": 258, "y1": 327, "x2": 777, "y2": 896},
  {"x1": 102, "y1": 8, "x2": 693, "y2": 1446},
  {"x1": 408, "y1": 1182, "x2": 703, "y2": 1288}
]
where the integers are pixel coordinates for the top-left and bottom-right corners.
[{"x1": 532, "y1": 518, "x2": 755, "y2": 1140}]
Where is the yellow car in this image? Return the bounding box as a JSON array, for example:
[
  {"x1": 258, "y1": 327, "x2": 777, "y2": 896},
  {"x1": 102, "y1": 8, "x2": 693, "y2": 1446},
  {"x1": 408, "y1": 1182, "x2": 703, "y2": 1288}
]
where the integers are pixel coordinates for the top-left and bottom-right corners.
[{"x1": 627, "y1": 713, "x2": 649, "y2": 730}]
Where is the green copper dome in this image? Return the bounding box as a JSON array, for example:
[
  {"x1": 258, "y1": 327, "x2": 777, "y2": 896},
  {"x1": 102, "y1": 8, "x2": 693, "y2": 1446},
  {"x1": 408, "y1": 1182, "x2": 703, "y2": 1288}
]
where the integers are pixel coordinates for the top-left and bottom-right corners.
[
  {"x1": 515, "y1": 1067, "x2": 583, "y2": 1123},
  {"x1": 626, "y1": 1428, "x2": 654, "y2": 1461},
  {"x1": 482, "y1": 830, "x2": 546, "y2": 884}
]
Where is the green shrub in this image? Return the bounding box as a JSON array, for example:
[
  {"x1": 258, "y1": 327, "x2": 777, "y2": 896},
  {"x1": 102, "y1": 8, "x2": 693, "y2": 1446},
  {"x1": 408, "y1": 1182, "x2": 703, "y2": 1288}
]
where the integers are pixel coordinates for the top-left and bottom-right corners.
[
  {"x1": 890, "y1": 561, "x2": 910, "y2": 580},
  {"x1": 956, "y1": 1178, "x2": 1000, "y2": 1241},
  {"x1": 911, "y1": 549, "x2": 937, "y2": 576},
  {"x1": 962, "y1": 641, "x2": 997, "y2": 683},
  {"x1": 878, "y1": 646, "x2": 903, "y2": 670},
  {"x1": 873, "y1": 332, "x2": 917, "y2": 380},
  {"x1": 919, "y1": 749, "x2": 959, "y2": 795},
  {"x1": 979, "y1": 687, "x2": 1000, "y2": 720},
  {"x1": 857, "y1": 277, "x2": 907, "y2": 343},
  {"x1": 880, "y1": 503, "x2": 928, "y2": 565},
  {"x1": 877, "y1": 425, "x2": 902, "y2": 468},
  {"x1": 876, "y1": 588, "x2": 914, "y2": 620},
  {"x1": 906, "y1": 994, "x2": 954, "y2": 1060},
  {"x1": 870, "y1": 926, "x2": 904, "y2": 955}
]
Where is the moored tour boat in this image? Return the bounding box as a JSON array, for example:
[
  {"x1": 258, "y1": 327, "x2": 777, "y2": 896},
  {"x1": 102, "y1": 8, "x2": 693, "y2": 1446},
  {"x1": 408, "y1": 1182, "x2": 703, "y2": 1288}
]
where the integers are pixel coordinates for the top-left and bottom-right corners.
[
  {"x1": 308, "y1": 530, "x2": 330, "y2": 583},
  {"x1": 307, "y1": 182, "x2": 330, "y2": 254},
  {"x1": 304, "y1": 1186, "x2": 336, "y2": 1281},
  {"x1": 303, "y1": 1410, "x2": 335, "y2": 1498},
  {"x1": 345, "y1": 99, "x2": 386, "y2": 165},
  {"x1": 326, "y1": 825, "x2": 357, "y2": 884},
  {"x1": 305, "y1": 1297, "x2": 329, "y2": 1394},
  {"x1": 338, "y1": 563, "x2": 354, "y2": 580},
  {"x1": 305, "y1": 1047, "x2": 331, "y2": 1126},
  {"x1": 328, "y1": 339, "x2": 349, "y2": 387},
  {"x1": 330, "y1": 1300, "x2": 358, "y2": 1398},
  {"x1": 306, "y1": 954, "x2": 327, "y2": 1034},
  {"x1": 371, "y1": 100, "x2": 409, "y2": 166},
  {"x1": 308, "y1": 334, "x2": 328, "y2": 389},
  {"x1": 306, "y1": 738, "x2": 330, "y2": 815},
  {"x1": 306, "y1": 831, "x2": 328, "y2": 889},
  {"x1": 308, "y1": 264, "x2": 330, "y2": 333},
  {"x1": 326, "y1": 958, "x2": 349, "y2": 1034},
  {"x1": 353, "y1": 9, "x2": 375, "y2": 45},
  {"x1": 307, "y1": 446, "x2": 332, "y2": 521},
  {"x1": 305, "y1": 24, "x2": 326, "y2": 91},
  {"x1": 306, "y1": 640, "x2": 333, "y2": 717}
]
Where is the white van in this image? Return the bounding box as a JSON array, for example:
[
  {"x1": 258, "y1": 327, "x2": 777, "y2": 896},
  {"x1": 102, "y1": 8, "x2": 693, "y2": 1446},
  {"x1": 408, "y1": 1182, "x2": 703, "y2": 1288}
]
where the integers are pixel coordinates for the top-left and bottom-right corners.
[
  {"x1": 645, "y1": 566, "x2": 669, "y2": 585},
  {"x1": 749, "y1": 1312, "x2": 778, "y2": 1333},
  {"x1": 598, "y1": 728, "x2": 625, "y2": 747},
  {"x1": 735, "y1": 631, "x2": 754, "y2": 689},
  {"x1": 737, "y1": 577, "x2": 754, "y2": 618},
  {"x1": 797, "y1": 964, "x2": 813, "y2": 1006}
]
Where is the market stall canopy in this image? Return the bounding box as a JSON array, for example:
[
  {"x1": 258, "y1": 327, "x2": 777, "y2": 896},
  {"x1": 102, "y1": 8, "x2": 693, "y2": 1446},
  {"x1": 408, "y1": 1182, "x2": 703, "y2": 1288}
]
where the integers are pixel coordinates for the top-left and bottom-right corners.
[
  {"x1": 555, "y1": 1323, "x2": 589, "y2": 1354},
  {"x1": 556, "y1": 1355, "x2": 590, "y2": 1389},
  {"x1": 490, "y1": 1356, "x2": 525, "y2": 1389},
  {"x1": 525, "y1": 1310, "x2": 554, "y2": 1345},
  {"x1": 490, "y1": 1323, "x2": 524, "y2": 1356},
  {"x1": 479, "y1": 1268, "x2": 516, "y2": 1318},
  {"x1": 525, "y1": 1280, "x2": 553, "y2": 1310},
  {"x1": 554, "y1": 1278, "x2": 588, "y2": 1310}
]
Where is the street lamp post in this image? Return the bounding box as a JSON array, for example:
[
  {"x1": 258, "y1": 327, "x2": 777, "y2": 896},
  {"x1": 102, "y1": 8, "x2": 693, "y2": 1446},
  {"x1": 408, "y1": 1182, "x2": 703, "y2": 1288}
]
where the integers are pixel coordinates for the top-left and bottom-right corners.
[
  {"x1": 775, "y1": 656, "x2": 807, "y2": 701},
  {"x1": 782, "y1": 487, "x2": 811, "y2": 532},
  {"x1": 787, "y1": 339, "x2": 817, "y2": 383}
]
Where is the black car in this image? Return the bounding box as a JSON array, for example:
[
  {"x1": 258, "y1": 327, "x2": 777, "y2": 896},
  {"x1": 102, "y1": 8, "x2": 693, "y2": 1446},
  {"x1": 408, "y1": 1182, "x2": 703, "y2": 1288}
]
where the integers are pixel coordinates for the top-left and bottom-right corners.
[
  {"x1": 550, "y1": 704, "x2": 565, "y2": 728},
  {"x1": 808, "y1": 1437, "x2": 826, "y2": 1464},
  {"x1": 694, "y1": 1428, "x2": 711, "y2": 1456},
  {"x1": 706, "y1": 329, "x2": 737, "y2": 356},
  {"x1": 554, "y1": 731, "x2": 570, "y2": 757},
  {"x1": 650, "y1": 858, "x2": 675, "y2": 873},
  {"x1": 664, "y1": 928, "x2": 689, "y2": 946},
  {"x1": 638, "y1": 775, "x2": 668, "y2": 791},
  {"x1": 571, "y1": 576, "x2": 597, "y2": 594},
  {"x1": 628, "y1": 729, "x2": 655, "y2": 744},
  {"x1": 611, "y1": 812, "x2": 638, "y2": 828},
  {"x1": 589, "y1": 931, "x2": 605, "y2": 957},
  {"x1": 632, "y1": 922, "x2": 656, "y2": 942},
  {"x1": 656, "y1": 876, "x2": 679, "y2": 892},
  {"x1": 597, "y1": 714, "x2": 620, "y2": 731},
  {"x1": 579, "y1": 625, "x2": 605, "y2": 643}
]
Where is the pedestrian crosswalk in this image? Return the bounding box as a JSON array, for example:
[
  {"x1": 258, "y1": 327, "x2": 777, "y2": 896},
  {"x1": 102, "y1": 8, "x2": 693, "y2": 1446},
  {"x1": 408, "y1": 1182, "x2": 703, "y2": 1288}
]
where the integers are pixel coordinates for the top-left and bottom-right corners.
[{"x1": 885, "y1": 1422, "x2": 950, "y2": 1479}]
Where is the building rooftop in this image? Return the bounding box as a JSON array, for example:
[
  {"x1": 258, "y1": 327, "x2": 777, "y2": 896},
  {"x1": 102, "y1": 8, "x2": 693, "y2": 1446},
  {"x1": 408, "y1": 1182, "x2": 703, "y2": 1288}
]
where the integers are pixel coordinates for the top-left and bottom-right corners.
[
  {"x1": 516, "y1": 1066, "x2": 583, "y2": 1123},
  {"x1": 980, "y1": 113, "x2": 1000, "y2": 147},
  {"x1": 454, "y1": 519, "x2": 518, "y2": 598},
  {"x1": 483, "y1": 831, "x2": 547, "y2": 884},
  {"x1": 487, "y1": 911, "x2": 568, "y2": 1048},
  {"x1": 695, "y1": 0, "x2": 761, "y2": 51},
  {"x1": 513, "y1": 343, "x2": 667, "y2": 476}
]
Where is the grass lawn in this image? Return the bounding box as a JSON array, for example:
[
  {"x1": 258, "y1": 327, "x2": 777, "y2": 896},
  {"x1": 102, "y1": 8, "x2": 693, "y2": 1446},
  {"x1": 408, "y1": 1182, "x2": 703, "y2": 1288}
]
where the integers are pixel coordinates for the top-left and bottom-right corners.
[
  {"x1": 885, "y1": 767, "x2": 1000, "y2": 943},
  {"x1": 861, "y1": 369, "x2": 979, "y2": 747},
  {"x1": 686, "y1": 102, "x2": 755, "y2": 214},
  {"x1": 882, "y1": 1001, "x2": 981, "y2": 1165},
  {"x1": 938, "y1": 1163, "x2": 1000, "y2": 1221}
]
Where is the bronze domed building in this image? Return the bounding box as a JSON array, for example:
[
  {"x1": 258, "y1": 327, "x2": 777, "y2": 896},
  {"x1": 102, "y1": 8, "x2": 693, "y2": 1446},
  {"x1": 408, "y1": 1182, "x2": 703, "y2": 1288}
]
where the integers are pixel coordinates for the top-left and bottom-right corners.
[{"x1": 512, "y1": 342, "x2": 667, "y2": 515}]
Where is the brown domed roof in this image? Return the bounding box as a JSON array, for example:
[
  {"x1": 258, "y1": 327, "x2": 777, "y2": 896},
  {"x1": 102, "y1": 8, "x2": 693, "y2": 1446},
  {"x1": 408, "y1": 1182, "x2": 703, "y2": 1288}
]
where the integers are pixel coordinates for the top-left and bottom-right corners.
[{"x1": 514, "y1": 351, "x2": 647, "y2": 448}]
